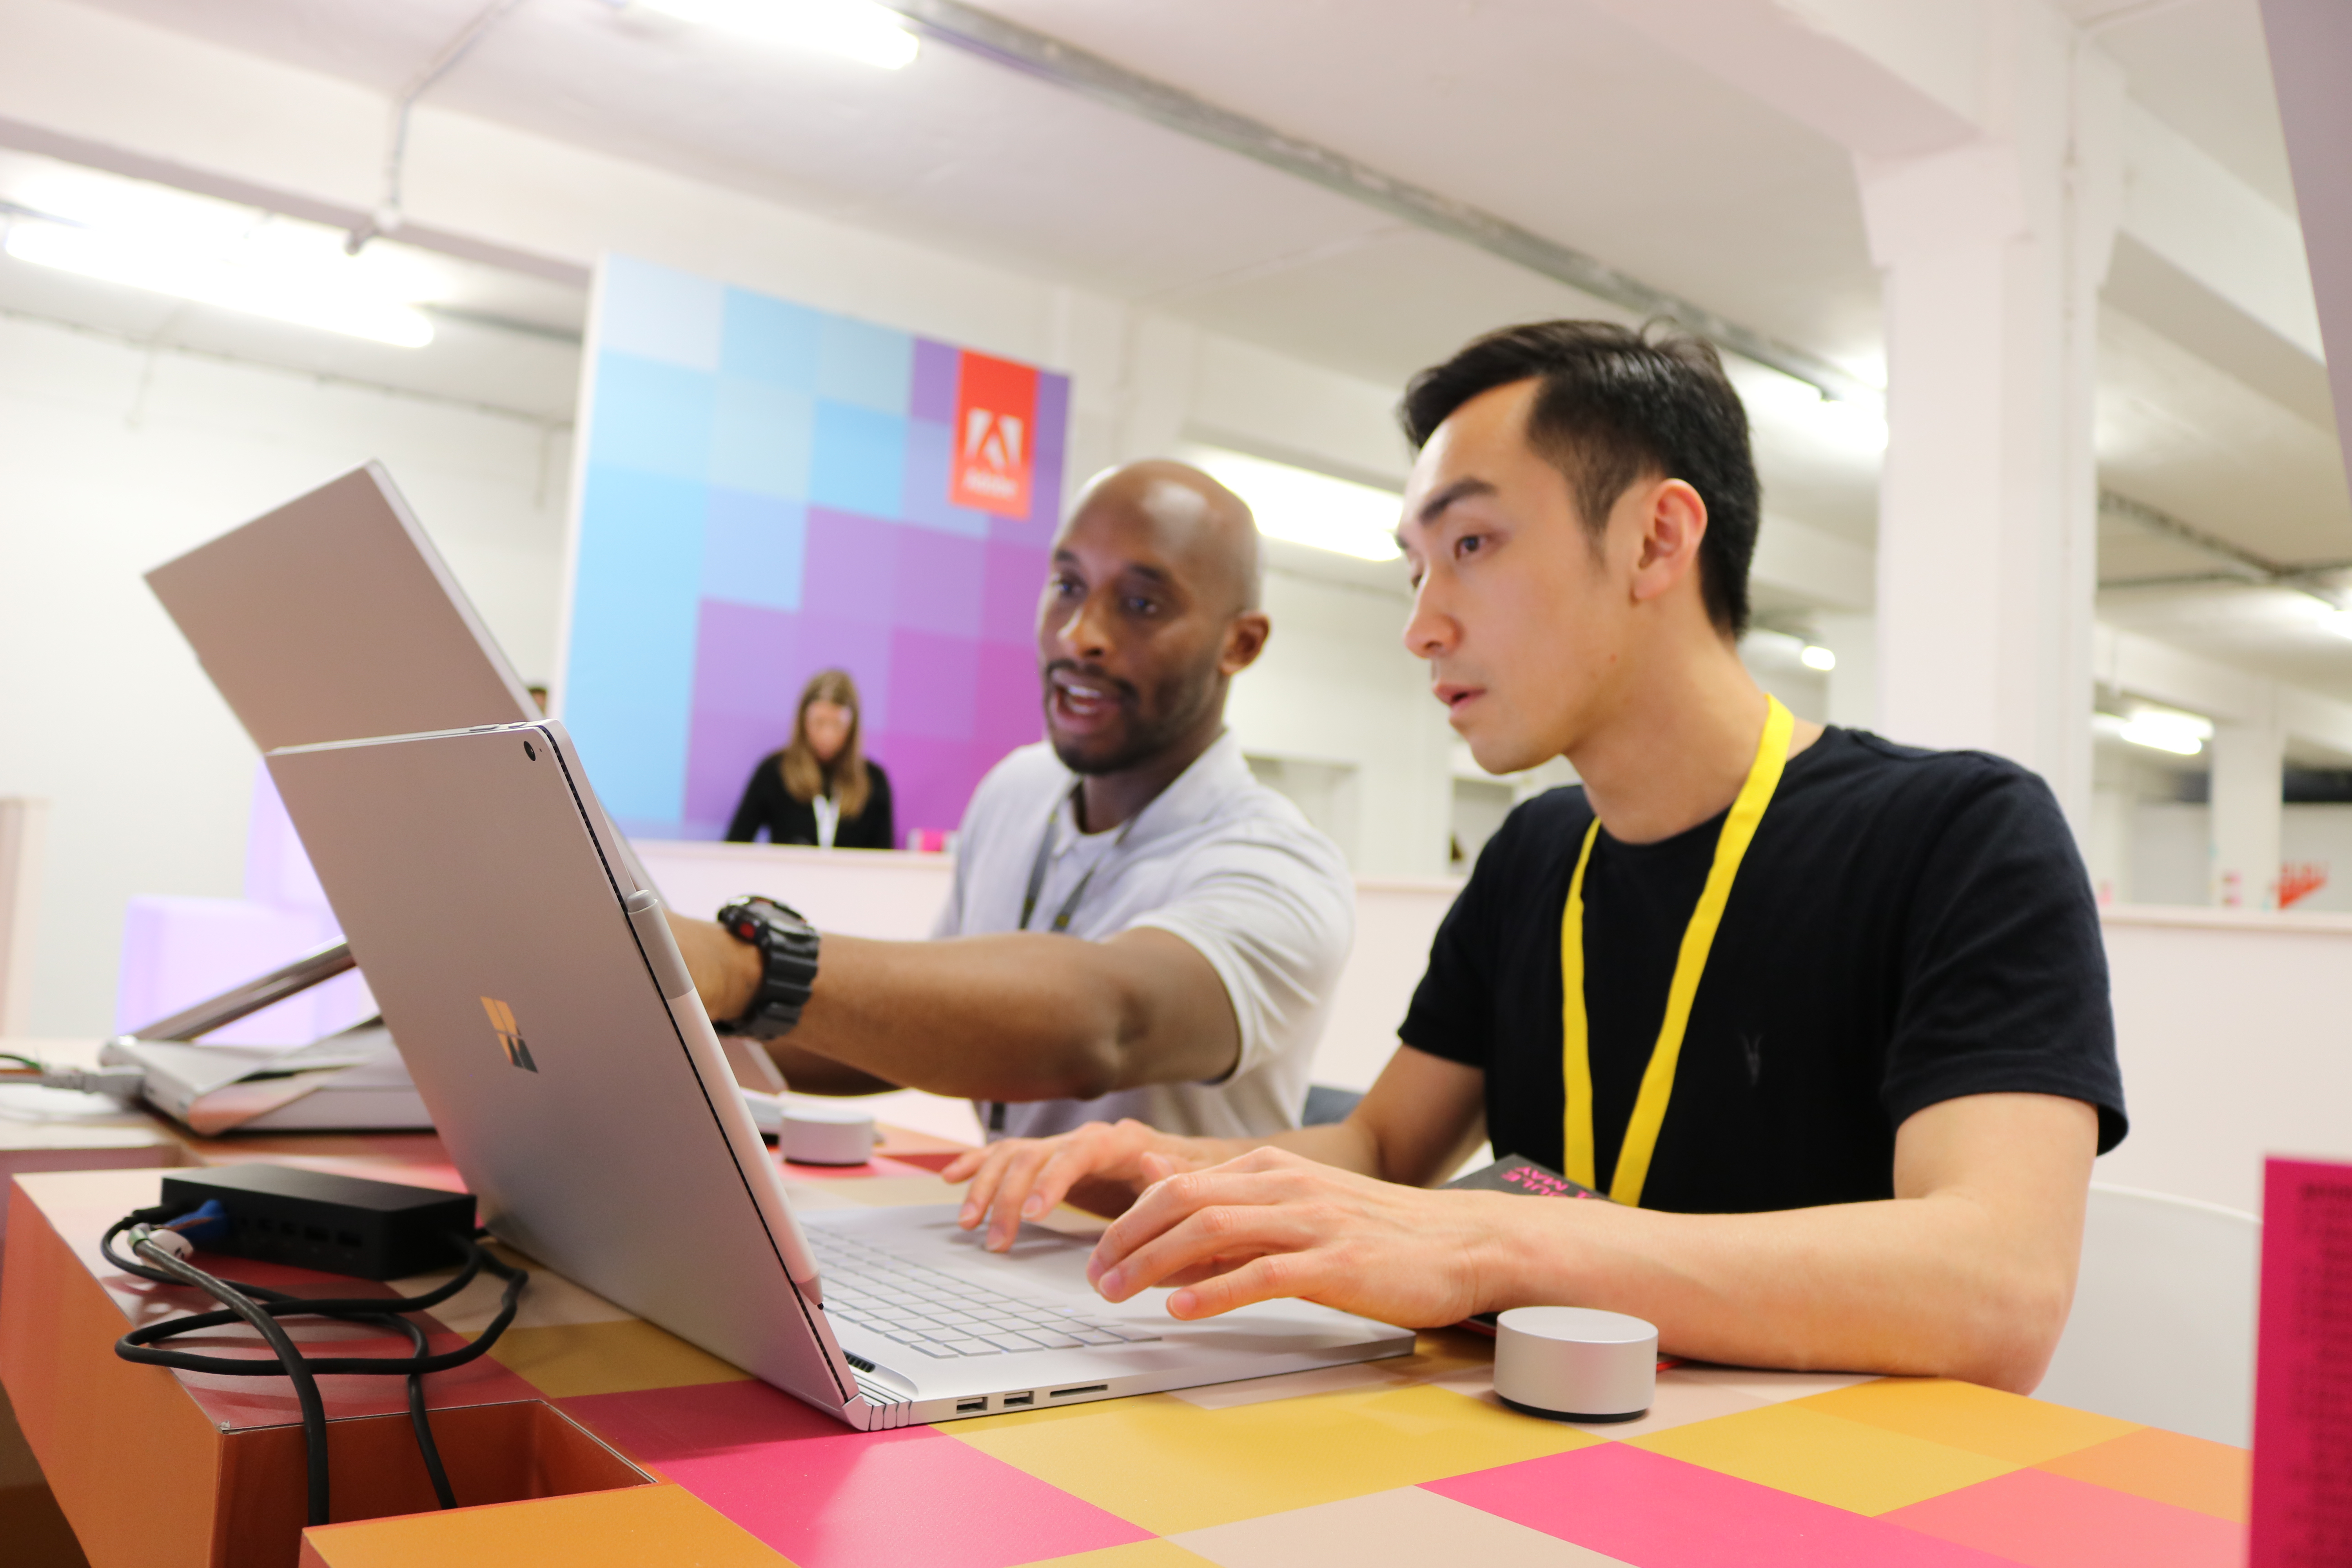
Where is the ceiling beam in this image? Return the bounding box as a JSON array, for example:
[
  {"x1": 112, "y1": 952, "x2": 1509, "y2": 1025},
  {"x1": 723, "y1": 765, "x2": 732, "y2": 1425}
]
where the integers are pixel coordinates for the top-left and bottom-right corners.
[{"x1": 882, "y1": 0, "x2": 1883, "y2": 406}]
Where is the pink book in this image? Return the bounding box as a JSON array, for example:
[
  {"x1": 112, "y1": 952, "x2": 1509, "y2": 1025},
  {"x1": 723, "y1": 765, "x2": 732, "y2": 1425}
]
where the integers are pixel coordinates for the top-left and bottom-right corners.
[{"x1": 2250, "y1": 1156, "x2": 2352, "y2": 1565}]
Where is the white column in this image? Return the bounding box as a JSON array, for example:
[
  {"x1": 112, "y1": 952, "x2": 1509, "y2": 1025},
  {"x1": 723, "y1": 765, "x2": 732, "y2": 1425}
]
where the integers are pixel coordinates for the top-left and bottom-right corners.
[
  {"x1": 1855, "y1": 5, "x2": 2123, "y2": 836},
  {"x1": 0, "y1": 797, "x2": 49, "y2": 1036},
  {"x1": 2209, "y1": 715, "x2": 2284, "y2": 909}
]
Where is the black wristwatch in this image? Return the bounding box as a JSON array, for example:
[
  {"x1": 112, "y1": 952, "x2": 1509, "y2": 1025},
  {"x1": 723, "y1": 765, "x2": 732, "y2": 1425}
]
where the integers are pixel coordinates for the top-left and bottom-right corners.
[{"x1": 713, "y1": 895, "x2": 822, "y2": 1040}]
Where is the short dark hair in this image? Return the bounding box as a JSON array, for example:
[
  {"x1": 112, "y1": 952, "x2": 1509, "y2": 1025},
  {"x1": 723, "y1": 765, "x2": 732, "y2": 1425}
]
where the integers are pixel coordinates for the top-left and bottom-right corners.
[{"x1": 1398, "y1": 321, "x2": 1761, "y2": 636}]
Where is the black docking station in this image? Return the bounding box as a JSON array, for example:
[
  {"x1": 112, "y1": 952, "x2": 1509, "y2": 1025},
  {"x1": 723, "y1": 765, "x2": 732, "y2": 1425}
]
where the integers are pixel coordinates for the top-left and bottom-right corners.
[{"x1": 160, "y1": 1163, "x2": 477, "y2": 1280}]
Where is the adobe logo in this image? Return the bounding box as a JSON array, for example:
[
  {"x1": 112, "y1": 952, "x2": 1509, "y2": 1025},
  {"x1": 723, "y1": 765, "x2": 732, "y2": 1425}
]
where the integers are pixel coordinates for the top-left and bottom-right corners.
[{"x1": 949, "y1": 350, "x2": 1039, "y2": 518}]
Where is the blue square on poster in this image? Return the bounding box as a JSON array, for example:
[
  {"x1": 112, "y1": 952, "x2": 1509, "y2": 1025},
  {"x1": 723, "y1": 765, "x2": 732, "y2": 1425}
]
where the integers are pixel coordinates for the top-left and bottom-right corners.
[
  {"x1": 598, "y1": 256, "x2": 724, "y2": 371},
  {"x1": 565, "y1": 466, "x2": 706, "y2": 825},
  {"x1": 816, "y1": 316, "x2": 913, "y2": 414},
  {"x1": 710, "y1": 378, "x2": 813, "y2": 500},
  {"x1": 722, "y1": 290, "x2": 821, "y2": 389},
  {"x1": 809, "y1": 402, "x2": 907, "y2": 519},
  {"x1": 590, "y1": 353, "x2": 715, "y2": 483},
  {"x1": 701, "y1": 490, "x2": 806, "y2": 612}
]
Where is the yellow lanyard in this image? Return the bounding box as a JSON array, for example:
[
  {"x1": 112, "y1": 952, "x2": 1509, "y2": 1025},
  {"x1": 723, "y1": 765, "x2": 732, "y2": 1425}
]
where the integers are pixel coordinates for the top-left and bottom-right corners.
[{"x1": 1560, "y1": 696, "x2": 1795, "y2": 1207}]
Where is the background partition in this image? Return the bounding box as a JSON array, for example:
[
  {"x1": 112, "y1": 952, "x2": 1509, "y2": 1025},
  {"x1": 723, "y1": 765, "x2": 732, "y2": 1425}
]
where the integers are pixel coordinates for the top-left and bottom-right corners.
[{"x1": 559, "y1": 255, "x2": 1071, "y2": 845}]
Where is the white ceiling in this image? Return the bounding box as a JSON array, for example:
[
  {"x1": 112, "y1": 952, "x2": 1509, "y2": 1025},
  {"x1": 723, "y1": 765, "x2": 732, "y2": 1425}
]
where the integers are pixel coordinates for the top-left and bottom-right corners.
[{"x1": 28, "y1": 0, "x2": 2352, "y2": 701}]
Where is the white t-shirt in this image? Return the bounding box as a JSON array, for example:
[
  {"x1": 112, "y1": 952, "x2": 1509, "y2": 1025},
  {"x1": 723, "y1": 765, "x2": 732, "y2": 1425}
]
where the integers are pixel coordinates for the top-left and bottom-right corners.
[{"x1": 931, "y1": 731, "x2": 1354, "y2": 1140}]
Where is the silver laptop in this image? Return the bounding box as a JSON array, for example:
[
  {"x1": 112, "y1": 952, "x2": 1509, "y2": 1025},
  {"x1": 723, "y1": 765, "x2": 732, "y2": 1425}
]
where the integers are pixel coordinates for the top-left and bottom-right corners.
[
  {"x1": 146, "y1": 462, "x2": 539, "y2": 752},
  {"x1": 266, "y1": 718, "x2": 1414, "y2": 1428}
]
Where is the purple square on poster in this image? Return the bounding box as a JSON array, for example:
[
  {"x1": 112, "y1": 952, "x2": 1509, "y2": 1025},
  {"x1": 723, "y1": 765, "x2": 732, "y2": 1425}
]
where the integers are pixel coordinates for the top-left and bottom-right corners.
[
  {"x1": 801, "y1": 506, "x2": 902, "y2": 628},
  {"x1": 902, "y1": 418, "x2": 991, "y2": 539},
  {"x1": 882, "y1": 734, "x2": 987, "y2": 844},
  {"x1": 684, "y1": 706, "x2": 797, "y2": 837},
  {"x1": 789, "y1": 612, "x2": 897, "y2": 733},
  {"x1": 886, "y1": 627, "x2": 980, "y2": 741},
  {"x1": 909, "y1": 337, "x2": 960, "y2": 424},
  {"x1": 972, "y1": 640, "x2": 1044, "y2": 760},
  {"x1": 1022, "y1": 372, "x2": 1070, "y2": 531},
  {"x1": 686, "y1": 599, "x2": 799, "y2": 719},
  {"x1": 980, "y1": 540, "x2": 1049, "y2": 645},
  {"x1": 895, "y1": 529, "x2": 985, "y2": 637}
]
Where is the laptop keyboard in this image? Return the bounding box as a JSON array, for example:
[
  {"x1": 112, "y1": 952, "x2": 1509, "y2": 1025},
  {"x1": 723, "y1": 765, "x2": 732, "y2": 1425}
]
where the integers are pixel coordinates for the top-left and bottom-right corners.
[{"x1": 808, "y1": 1224, "x2": 1163, "y2": 1359}]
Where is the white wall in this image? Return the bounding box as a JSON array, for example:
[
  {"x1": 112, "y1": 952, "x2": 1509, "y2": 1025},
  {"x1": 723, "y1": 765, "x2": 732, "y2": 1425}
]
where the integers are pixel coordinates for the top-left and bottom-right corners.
[
  {"x1": 0, "y1": 312, "x2": 570, "y2": 1036},
  {"x1": 2099, "y1": 906, "x2": 2352, "y2": 1214},
  {"x1": 1226, "y1": 569, "x2": 1452, "y2": 877}
]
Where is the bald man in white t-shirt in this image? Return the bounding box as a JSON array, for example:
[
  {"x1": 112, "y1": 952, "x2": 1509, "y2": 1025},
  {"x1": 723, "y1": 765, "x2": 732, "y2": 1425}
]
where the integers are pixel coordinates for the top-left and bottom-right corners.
[{"x1": 666, "y1": 461, "x2": 1353, "y2": 1242}]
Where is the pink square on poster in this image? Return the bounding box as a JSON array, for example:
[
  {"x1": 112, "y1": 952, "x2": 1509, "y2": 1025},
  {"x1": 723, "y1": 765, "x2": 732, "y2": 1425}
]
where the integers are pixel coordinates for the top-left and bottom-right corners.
[
  {"x1": 560, "y1": 1380, "x2": 1147, "y2": 1568},
  {"x1": 2250, "y1": 1156, "x2": 2352, "y2": 1566},
  {"x1": 1427, "y1": 1443, "x2": 2024, "y2": 1568}
]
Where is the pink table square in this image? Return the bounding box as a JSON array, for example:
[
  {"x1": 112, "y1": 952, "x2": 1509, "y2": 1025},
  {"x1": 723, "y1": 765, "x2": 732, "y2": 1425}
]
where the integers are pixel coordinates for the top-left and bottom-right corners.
[
  {"x1": 560, "y1": 1379, "x2": 1150, "y2": 1568},
  {"x1": 1427, "y1": 1441, "x2": 2027, "y2": 1567},
  {"x1": 1886, "y1": 1465, "x2": 2248, "y2": 1568}
]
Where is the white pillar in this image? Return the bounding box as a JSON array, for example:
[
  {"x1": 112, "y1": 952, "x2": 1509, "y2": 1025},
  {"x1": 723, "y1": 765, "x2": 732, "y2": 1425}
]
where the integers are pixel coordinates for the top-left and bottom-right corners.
[
  {"x1": 0, "y1": 797, "x2": 48, "y2": 1036},
  {"x1": 1855, "y1": 6, "x2": 2123, "y2": 837},
  {"x1": 2209, "y1": 716, "x2": 2284, "y2": 909}
]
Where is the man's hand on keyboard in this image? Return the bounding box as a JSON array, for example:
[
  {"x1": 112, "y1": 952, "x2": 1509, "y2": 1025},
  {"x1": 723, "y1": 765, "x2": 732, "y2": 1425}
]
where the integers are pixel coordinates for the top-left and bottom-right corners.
[{"x1": 944, "y1": 1119, "x2": 1227, "y2": 1253}]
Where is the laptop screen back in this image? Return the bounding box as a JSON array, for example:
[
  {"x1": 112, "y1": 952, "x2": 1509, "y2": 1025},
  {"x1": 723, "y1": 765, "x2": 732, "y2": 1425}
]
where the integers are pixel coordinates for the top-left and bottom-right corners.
[{"x1": 147, "y1": 463, "x2": 537, "y2": 753}]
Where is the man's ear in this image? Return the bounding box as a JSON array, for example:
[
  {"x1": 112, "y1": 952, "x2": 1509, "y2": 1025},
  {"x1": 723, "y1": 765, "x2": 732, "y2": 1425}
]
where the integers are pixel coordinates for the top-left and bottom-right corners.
[
  {"x1": 1221, "y1": 610, "x2": 1272, "y2": 675},
  {"x1": 1628, "y1": 478, "x2": 1709, "y2": 608}
]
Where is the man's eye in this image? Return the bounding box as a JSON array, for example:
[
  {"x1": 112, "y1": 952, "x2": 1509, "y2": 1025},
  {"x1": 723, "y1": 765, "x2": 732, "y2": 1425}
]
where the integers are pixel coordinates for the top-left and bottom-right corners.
[
  {"x1": 1052, "y1": 576, "x2": 1083, "y2": 597},
  {"x1": 1457, "y1": 534, "x2": 1486, "y2": 558},
  {"x1": 1124, "y1": 596, "x2": 1160, "y2": 616}
]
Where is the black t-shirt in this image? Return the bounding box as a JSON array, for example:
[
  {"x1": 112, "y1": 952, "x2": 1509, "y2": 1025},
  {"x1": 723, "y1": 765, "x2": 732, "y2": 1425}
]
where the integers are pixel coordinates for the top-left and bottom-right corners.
[{"x1": 1401, "y1": 728, "x2": 2126, "y2": 1214}]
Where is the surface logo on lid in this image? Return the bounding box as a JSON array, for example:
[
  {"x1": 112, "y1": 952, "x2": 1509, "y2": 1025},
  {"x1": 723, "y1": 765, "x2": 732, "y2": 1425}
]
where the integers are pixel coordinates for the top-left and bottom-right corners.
[
  {"x1": 479, "y1": 997, "x2": 537, "y2": 1073},
  {"x1": 949, "y1": 350, "x2": 1040, "y2": 517}
]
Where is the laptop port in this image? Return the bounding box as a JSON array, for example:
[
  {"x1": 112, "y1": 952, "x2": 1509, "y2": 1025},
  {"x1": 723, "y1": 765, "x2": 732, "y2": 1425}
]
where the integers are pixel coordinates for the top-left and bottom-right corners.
[
  {"x1": 1049, "y1": 1385, "x2": 1108, "y2": 1398},
  {"x1": 1002, "y1": 1392, "x2": 1034, "y2": 1408},
  {"x1": 955, "y1": 1398, "x2": 987, "y2": 1414}
]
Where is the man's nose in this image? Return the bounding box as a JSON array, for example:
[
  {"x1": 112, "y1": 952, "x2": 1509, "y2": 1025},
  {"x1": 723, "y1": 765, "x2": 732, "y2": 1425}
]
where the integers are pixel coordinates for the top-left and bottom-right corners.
[{"x1": 1402, "y1": 570, "x2": 1456, "y2": 661}]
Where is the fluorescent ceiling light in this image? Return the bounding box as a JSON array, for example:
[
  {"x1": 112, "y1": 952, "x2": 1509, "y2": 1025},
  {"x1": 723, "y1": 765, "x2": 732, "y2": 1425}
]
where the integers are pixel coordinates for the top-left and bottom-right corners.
[
  {"x1": 4, "y1": 216, "x2": 435, "y2": 348},
  {"x1": 1182, "y1": 447, "x2": 1404, "y2": 563},
  {"x1": 2318, "y1": 607, "x2": 2352, "y2": 641},
  {"x1": 635, "y1": 0, "x2": 919, "y2": 68},
  {"x1": 2113, "y1": 707, "x2": 2213, "y2": 757},
  {"x1": 1727, "y1": 361, "x2": 1889, "y2": 454},
  {"x1": 1800, "y1": 644, "x2": 1837, "y2": 672}
]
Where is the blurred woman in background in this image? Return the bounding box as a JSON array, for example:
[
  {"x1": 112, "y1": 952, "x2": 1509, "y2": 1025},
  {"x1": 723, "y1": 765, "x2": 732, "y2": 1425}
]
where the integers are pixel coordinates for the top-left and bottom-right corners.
[{"x1": 724, "y1": 669, "x2": 895, "y2": 849}]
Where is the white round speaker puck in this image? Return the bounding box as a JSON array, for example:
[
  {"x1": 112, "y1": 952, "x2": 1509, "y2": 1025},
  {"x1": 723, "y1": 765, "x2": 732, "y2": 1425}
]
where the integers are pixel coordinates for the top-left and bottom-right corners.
[
  {"x1": 1492, "y1": 1306, "x2": 1658, "y2": 1422},
  {"x1": 779, "y1": 1098, "x2": 877, "y2": 1166}
]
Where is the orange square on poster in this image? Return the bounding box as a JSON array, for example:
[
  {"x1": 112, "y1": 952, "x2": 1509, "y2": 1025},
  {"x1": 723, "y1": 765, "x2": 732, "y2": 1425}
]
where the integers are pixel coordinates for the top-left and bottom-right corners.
[{"x1": 950, "y1": 350, "x2": 1040, "y2": 517}]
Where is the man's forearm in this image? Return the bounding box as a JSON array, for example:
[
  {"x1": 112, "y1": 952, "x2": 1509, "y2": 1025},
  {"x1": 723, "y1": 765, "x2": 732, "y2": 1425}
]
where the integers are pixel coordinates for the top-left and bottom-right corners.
[
  {"x1": 1486, "y1": 1190, "x2": 2072, "y2": 1392},
  {"x1": 760, "y1": 927, "x2": 1238, "y2": 1101}
]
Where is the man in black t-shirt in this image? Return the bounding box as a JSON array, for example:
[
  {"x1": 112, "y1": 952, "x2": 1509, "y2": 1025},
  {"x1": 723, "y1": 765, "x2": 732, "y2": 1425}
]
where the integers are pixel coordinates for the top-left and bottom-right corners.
[{"x1": 947, "y1": 322, "x2": 2125, "y2": 1393}]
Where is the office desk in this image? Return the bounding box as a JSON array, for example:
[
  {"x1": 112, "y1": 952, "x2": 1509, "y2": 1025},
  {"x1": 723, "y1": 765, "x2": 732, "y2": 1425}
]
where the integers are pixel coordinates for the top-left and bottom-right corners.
[{"x1": 2, "y1": 1149, "x2": 2251, "y2": 1568}]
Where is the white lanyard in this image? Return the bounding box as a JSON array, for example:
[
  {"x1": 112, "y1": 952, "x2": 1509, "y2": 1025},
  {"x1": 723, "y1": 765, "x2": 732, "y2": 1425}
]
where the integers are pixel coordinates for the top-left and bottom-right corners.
[{"x1": 812, "y1": 793, "x2": 840, "y2": 851}]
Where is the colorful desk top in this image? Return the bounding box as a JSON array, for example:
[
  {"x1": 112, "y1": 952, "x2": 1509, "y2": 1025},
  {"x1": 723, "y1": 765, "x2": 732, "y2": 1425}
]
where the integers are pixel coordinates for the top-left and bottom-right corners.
[{"x1": 5, "y1": 1142, "x2": 2252, "y2": 1568}]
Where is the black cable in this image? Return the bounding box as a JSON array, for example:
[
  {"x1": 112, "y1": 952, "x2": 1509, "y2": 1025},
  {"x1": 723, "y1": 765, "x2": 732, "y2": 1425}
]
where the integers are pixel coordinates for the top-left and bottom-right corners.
[
  {"x1": 125, "y1": 1235, "x2": 333, "y2": 1525},
  {"x1": 106, "y1": 1213, "x2": 525, "y2": 1525}
]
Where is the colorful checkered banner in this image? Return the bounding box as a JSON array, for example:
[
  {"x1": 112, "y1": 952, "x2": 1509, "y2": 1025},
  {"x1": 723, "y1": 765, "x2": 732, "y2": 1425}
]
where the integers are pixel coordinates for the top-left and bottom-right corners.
[{"x1": 559, "y1": 254, "x2": 1070, "y2": 843}]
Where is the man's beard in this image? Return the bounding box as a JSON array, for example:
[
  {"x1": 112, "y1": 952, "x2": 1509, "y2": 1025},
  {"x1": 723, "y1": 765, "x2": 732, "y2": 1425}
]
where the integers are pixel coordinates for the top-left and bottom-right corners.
[{"x1": 1044, "y1": 661, "x2": 1214, "y2": 777}]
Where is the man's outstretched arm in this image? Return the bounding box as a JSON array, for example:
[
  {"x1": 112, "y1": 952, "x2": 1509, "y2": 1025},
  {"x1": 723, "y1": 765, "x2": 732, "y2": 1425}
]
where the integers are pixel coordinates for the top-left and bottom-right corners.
[
  {"x1": 667, "y1": 913, "x2": 1240, "y2": 1102},
  {"x1": 1086, "y1": 1091, "x2": 2097, "y2": 1394}
]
